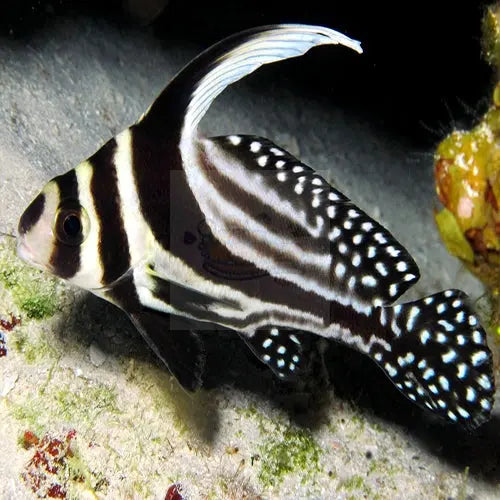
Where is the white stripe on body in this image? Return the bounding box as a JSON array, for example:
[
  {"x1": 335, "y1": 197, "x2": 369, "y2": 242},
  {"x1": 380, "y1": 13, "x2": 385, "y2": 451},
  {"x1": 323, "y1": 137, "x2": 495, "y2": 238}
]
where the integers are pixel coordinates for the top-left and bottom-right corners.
[
  {"x1": 202, "y1": 138, "x2": 333, "y2": 239},
  {"x1": 137, "y1": 242, "x2": 390, "y2": 353},
  {"x1": 73, "y1": 161, "x2": 104, "y2": 288},
  {"x1": 181, "y1": 138, "x2": 373, "y2": 315},
  {"x1": 114, "y1": 129, "x2": 153, "y2": 269}
]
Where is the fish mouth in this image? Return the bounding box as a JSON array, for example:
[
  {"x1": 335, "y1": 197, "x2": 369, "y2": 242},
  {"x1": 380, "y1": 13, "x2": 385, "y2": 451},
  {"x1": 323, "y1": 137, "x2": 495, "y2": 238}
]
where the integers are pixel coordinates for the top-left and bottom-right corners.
[
  {"x1": 16, "y1": 237, "x2": 34, "y2": 264},
  {"x1": 16, "y1": 237, "x2": 52, "y2": 273}
]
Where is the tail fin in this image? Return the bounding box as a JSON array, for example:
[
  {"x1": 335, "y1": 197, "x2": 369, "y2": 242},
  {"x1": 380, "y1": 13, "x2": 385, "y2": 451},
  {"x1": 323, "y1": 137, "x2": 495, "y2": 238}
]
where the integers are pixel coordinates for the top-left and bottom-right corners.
[{"x1": 369, "y1": 290, "x2": 495, "y2": 429}]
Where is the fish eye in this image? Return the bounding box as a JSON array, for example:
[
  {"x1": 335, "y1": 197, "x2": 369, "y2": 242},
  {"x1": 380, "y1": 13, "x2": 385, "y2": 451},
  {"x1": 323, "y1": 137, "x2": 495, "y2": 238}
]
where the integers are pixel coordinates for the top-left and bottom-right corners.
[
  {"x1": 63, "y1": 214, "x2": 81, "y2": 237},
  {"x1": 54, "y1": 202, "x2": 89, "y2": 246}
]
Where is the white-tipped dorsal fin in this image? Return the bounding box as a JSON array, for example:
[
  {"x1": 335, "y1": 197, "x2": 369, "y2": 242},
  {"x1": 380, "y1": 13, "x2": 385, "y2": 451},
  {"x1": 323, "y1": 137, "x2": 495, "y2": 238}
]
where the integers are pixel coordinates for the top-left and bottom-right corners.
[
  {"x1": 182, "y1": 24, "x2": 362, "y2": 136},
  {"x1": 138, "y1": 25, "x2": 362, "y2": 147}
]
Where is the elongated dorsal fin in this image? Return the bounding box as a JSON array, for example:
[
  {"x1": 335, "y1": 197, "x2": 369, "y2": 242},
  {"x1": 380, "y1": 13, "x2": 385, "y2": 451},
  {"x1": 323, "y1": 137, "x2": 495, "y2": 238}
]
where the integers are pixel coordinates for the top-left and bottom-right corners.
[{"x1": 138, "y1": 24, "x2": 362, "y2": 141}]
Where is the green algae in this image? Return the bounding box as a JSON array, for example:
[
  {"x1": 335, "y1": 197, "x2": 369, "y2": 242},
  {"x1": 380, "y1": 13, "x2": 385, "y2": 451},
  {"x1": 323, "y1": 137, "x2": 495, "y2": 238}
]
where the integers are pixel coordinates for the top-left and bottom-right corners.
[
  {"x1": 11, "y1": 402, "x2": 48, "y2": 436},
  {"x1": 367, "y1": 456, "x2": 401, "y2": 477},
  {"x1": 234, "y1": 402, "x2": 323, "y2": 489},
  {"x1": 337, "y1": 474, "x2": 372, "y2": 496},
  {"x1": 62, "y1": 446, "x2": 104, "y2": 496},
  {"x1": 10, "y1": 377, "x2": 119, "y2": 434},
  {"x1": 0, "y1": 240, "x2": 64, "y2": 319},
  {"x1": 10, "y1": 328, "x2": 60, "y2": 363},
  {"x1": 131, "y1": 479, "x2": 154, "y2": 499},
  {"x1": 338, "y1": 474, "x2": 364, "y2": 490},
  {"x1": 258, "y1": 427, "x2": 322, "y2": 489},
  {"x1": 54, "y1": 382, "x2": 119, "y2": 423}
]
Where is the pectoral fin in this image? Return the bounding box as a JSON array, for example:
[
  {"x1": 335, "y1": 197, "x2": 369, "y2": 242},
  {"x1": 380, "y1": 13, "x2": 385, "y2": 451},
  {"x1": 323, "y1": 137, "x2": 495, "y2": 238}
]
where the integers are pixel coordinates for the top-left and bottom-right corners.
[{"x1": 129, "y1": 310, "x2": 205, "y2": 391}]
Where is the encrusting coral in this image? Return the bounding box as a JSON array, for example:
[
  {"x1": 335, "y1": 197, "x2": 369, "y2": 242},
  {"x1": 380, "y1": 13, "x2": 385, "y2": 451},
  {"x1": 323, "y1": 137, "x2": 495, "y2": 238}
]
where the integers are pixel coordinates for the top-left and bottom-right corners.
[{"x1": 434, "y1": 2, "x2": 500, "y2": 341}]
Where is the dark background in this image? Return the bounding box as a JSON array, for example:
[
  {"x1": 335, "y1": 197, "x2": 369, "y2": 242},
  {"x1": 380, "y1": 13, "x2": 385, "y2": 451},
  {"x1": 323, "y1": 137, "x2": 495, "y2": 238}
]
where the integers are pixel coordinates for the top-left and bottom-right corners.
[
  {"x1": 1, "y1": 0, "x2": 499, "y2": 482},
  {"x1": 0, "y1": 1, "x2": 495, "y2": 148}
]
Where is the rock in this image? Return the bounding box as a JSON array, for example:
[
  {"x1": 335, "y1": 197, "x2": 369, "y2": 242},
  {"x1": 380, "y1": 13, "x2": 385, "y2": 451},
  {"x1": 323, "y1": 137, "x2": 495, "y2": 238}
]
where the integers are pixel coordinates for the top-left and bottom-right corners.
[
  {"x1": 1, "y1": 371, "x2": 18, "y2": 396},
  {"x1": 89, "y1": 342, "x2": 107, "y2": 367}
]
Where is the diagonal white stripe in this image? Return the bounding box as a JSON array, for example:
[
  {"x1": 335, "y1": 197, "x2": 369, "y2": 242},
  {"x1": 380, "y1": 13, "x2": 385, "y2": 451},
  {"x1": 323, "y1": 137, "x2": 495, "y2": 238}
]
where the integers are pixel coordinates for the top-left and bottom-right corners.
[
  {"x1": 114, "y1": 129, "x2": 152, "y2": 269},
  {"x1": 73, "y1": 161, "x2": 104, "y2": 288},
  {"x1": 183, "y1": 24, "x2": 362, "y2": 135},
  {"x1": 135, "y1": 247, "x2": 388, "y2": 353}
]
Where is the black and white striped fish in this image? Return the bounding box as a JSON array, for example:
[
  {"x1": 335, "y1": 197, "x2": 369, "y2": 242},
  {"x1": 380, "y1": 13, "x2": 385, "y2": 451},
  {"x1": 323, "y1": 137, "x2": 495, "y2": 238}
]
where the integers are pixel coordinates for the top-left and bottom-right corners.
[{"x1": 17, "y1": 24, "x2": 495, "y2": 428}]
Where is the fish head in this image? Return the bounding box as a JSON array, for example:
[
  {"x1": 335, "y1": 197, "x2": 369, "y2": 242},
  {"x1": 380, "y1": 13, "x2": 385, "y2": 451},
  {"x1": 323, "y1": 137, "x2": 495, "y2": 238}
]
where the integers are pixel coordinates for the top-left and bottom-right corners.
[{"x1": 17, "y1": 163, "x2": 103, "y2": 290}]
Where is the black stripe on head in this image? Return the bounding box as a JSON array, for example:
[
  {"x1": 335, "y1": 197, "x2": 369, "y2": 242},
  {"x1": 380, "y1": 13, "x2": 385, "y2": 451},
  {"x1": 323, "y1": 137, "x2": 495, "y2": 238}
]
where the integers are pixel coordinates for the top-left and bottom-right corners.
[
  {"x1": 89, "y1": 138, "x2": 131, "y2": 286},
  {"x1": 50, "y1": 170, "x2": 81, "y2": 279},
  {"x1": 130, "y1": 124, "x2": 176, "y2": 250},
  {"x1": 18, "y1": 192, "x2": 45, "y2": 235}
]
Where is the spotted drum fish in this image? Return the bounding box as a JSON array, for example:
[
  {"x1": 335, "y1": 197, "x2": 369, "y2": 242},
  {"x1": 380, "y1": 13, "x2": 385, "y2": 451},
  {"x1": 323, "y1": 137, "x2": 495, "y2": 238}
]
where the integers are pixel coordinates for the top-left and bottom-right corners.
[{"x1": 17, "y1": 24, "x2": 495, "y2": 428}]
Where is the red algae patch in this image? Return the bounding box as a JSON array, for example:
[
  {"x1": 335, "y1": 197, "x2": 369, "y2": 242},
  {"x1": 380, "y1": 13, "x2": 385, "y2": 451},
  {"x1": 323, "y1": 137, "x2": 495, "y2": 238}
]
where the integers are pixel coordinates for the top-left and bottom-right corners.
[
  {"x1": 22, "y1": 429, "x2": 77, "y2": 498},
  {"x1": 0, "y1": 313, "x2": 21, "y2": 357},
  {"x1": 165, "y1": 483, "x2": 185, "y2": 500},
  {"x1": 0, "y1": 313, "x2": 21, "y2": 331}
]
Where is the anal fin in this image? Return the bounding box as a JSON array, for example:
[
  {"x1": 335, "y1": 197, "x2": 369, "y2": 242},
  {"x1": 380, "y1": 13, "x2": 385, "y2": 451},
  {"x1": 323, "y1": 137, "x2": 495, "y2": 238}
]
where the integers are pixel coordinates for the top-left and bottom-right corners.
[
  {"x1": 241, "y1": 327, "x2": 311, "y2": 380},
  {"x1": 129, "y1": 310, "x2": 205, "y2": 391}
]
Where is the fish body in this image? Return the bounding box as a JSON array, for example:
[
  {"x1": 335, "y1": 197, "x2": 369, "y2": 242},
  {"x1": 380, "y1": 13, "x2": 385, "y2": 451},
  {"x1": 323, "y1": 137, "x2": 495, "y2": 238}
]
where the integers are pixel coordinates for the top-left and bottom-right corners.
[{"x1": 17, "y1": 25, "x2": 495, "y2": 428}]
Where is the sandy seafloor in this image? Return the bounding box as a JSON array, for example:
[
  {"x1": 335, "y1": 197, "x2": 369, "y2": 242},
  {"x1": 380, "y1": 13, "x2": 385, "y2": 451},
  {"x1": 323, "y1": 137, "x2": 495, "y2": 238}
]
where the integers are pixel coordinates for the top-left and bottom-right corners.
[{"x1": 0, "y1": 17, "x2": 499, "y2": 500}]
